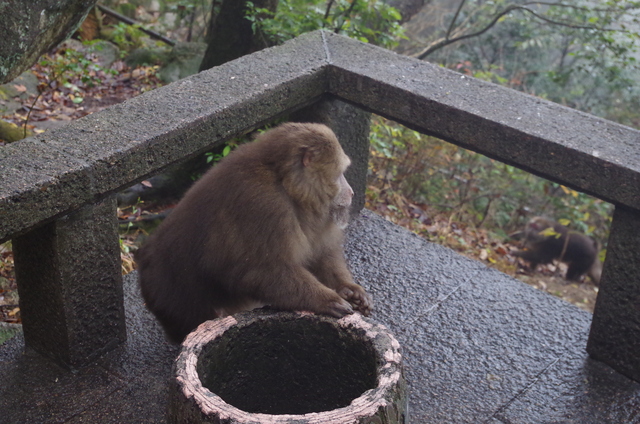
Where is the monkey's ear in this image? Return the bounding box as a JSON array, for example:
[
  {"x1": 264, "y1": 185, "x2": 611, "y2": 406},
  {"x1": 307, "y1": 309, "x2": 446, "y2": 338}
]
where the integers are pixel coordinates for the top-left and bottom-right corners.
[{"x1": 301, "y1": 148, "x2": 314, "y2": 167}]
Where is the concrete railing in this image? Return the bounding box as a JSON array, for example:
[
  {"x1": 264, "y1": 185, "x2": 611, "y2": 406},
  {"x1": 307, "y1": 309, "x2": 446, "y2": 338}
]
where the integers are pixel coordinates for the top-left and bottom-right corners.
[{"x1": 1, "y1": 31, "x2": 639, "y2": 382}]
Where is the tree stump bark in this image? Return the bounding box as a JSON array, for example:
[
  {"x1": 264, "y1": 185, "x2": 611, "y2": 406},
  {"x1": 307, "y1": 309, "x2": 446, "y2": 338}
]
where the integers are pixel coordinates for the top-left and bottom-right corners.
[{"x1": 170, "y1": 310, "x2": 408, "y2": 423}]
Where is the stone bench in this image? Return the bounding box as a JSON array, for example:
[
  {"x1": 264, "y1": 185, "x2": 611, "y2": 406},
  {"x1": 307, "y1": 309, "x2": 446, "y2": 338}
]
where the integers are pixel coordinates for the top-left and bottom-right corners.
[{"x1": 0, "y1": 30, "x2": 638, "y2": 385}]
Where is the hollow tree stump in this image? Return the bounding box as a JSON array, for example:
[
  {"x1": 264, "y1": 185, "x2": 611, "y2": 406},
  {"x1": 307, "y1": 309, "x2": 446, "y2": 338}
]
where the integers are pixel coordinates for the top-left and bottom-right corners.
[{"x1": 170, "y1": 310, "x2": 407, "y2": 424}]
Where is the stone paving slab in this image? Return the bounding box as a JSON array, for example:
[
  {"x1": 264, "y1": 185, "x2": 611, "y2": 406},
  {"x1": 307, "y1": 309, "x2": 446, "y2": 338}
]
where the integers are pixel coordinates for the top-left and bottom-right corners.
[
  {"x1": 495, "y1": 344, "x2": 640, "y2": 423},
  {"x1": 1, "y1": 210, "x2": 639, "y2": 423},
  {"x1": 0, "y1": 348, "x2": 126, "y2": 423}
]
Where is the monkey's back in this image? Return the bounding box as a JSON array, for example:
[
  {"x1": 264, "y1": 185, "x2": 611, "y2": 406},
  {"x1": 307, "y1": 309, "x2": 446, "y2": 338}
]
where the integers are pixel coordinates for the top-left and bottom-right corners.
[
  {"x1": 136, "y1": 145, "x2": 295, "y2": 335},
  {"x1": 136, "y1": 126, "x2": 339, "y2": 342}
]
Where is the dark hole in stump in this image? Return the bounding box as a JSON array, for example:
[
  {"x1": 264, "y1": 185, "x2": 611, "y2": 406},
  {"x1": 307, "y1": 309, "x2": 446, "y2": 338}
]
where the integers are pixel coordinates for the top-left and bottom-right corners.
[{"x1": 196, "y1": 318, "x2": 378, "y2": 415}]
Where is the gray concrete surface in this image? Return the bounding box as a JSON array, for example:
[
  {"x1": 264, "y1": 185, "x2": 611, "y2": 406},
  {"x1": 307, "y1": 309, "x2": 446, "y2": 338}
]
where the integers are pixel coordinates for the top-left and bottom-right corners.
[{"x1": 1, "y1": 210, "x2": 638, "y2": 423}]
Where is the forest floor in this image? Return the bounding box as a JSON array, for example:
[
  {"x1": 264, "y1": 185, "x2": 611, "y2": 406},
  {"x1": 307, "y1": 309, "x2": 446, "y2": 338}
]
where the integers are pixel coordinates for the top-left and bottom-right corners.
[{"x1": 0, "y1": 53, "x2": 598, "y2": 327}]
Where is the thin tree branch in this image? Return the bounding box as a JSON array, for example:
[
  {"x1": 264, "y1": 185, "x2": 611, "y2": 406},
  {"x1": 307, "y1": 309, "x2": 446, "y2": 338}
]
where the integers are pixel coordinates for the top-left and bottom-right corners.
[
  {"x1": 96, "y1": 4, "x2": 176, "y2": 46},
  {"x1": 517, "y1": 5, "x2": 623, "y2": 31},
  {"x1": 414, "y1": 4, "x2": 521, "y2": 59},
  {"x1": 323, "y1": 0, "x2": 335, "y2": 21},
  {"x1": 23, "y1": 90, "x2": 43, "y2": 138},
  {"x1": 23, "y1": 72, "x2": 59, "y2": 138},
  {"x1": 446, "y1": 0, "x2": 467, "y2": 39},
  {"x1": 414, "y1": 3, "x2": 631, "y2": 60},
  {"x1": 522, "y1": 1, "x2": 626, "y2": 14},
  {"x1": 334, "y1": 0, "x2": 359, "y2": 33}
]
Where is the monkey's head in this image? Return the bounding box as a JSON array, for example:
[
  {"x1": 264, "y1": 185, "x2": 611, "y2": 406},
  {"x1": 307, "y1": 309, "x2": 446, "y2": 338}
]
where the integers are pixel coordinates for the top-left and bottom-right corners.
[
  {"x1": 524, "y1": 216, "x2": 561, "y2": 243},
  {"x1": 258, "y1": 123, "x2": 353, "y2": 219},
  {"x1": 528, "y1": 217, "x2": 553, "y2": 231}
]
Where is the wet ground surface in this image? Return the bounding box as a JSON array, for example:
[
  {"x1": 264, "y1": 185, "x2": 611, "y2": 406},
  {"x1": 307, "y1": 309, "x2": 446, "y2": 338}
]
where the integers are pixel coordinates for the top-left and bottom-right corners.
[{"x1": 1, "y1": 210, "x2": 638, "y2": 423}]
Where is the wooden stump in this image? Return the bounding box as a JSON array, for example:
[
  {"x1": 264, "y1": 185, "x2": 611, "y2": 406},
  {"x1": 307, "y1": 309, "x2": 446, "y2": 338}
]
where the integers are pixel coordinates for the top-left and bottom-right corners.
[{"x1": 170, "y1": 310, "x2": 407, "y2": 423}]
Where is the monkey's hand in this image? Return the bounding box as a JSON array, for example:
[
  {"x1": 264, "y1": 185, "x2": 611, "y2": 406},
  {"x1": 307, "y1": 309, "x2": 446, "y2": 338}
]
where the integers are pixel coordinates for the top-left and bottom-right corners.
[
  {"x1": 323, "y1": 297, "x2": 355, "y2": 318},
  {"x1": 337, "y1": 285, "x2": 373, "y2": 316}
]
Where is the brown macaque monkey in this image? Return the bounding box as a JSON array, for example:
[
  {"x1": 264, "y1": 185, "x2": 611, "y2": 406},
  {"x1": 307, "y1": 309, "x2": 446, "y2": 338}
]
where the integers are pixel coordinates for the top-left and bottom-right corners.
[
  {"x1": 136, "y1": 122, "x2": 373, "y2": 343},
  {"x1": 513, "y1": 216, "x2": 602, "y2": 284}
]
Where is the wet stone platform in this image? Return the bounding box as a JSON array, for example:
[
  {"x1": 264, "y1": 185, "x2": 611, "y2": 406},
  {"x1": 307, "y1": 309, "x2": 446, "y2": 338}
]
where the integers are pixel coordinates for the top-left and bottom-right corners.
[{"x1": 1, "y1": 210, "x2": 639, "y2": 423}]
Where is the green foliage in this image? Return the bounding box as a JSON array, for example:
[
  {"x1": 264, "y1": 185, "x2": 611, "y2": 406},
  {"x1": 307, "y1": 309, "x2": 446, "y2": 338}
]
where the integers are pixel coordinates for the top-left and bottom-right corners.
[
  {"x1": 22, "y1": 41, "x2": 123, "y2": 138},
  {"x1": 165, "y1": 0, "x2": 216, "y2": 41},
  {"x1": 379, "y1": 0, "x2": 638, "y2": 250},
  {"x1": 166, "y1": 0, "x2": 203, "y2": 18},
  {"x1": 0, "y1": 325, "x2": 21, "y2": 345},
  {"x1": 109, "y1": 22, "x2": 146, "y2": 52},
  {"x1": 246, "y1": 0, "x2": 406, "y2": 48},
  {"x1": 205, "y1": 144, "x2": 232, "y2": 164},
  {"x1": 368, "y1": 117, "x2": 613, "y2": 244},
  {"x1": 39, "y1": 42, "x2": 116, "y2": 88},
  {"x1": 426, "y1": 0, "x2": 640, "y2": 124}
]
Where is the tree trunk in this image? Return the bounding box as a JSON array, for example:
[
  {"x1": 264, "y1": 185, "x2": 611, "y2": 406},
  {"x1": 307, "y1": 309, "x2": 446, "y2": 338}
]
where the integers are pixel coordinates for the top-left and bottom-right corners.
[
  {"x1": 199, "y1": 0, "x2": 278, "y2": 71},
  {"x1": 170, "y1": 310, "x2": 408, "y2": 423}
]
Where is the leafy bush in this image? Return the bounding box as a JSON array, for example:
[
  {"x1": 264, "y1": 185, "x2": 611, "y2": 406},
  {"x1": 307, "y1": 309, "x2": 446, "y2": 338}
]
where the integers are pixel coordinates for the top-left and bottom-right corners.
[
  {"x1": 425, "y1": 1, "x2": 640, "y2": 125},
  {"x1": 367, "y1": 116, "x2": 613, "y2": 245},
  {"x1": 246, "y1": 0, "x2": 406, "y2": 48},
  {"x1": 39, "y1": 41, "x2": 117, "y2": 88},
  {"x1": 109, "y1": 22, "x2": 147, "y2": 52}
]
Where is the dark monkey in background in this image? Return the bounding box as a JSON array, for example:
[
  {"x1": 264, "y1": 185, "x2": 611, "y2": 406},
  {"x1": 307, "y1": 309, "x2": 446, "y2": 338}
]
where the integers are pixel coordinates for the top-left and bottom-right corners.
[
  {"x1": 513, "y1": 216, "x2": 602, "y2": 284},
  {"x1": 136, "y1": 123, "x2": 373, "y2": 343}
]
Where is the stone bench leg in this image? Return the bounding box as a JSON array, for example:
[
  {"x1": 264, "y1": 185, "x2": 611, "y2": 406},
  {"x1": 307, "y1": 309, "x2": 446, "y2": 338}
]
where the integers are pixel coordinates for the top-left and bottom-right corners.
[
  {"x1": 12, "y1": 196, "x2": 126, "y2": 368},
  {"x1": 587, "y1": 205, "x2": 640, "y2": 383}
]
